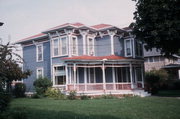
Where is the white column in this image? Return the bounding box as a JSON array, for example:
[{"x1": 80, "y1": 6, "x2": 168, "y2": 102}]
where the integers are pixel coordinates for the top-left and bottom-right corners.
[
  {"x1": 65, "y1": 64, "x2": 68, "y2": 90},
  {"x1": 73, "y1": 63, "x2": 76, "y2": 90},
  {"x1": 79, "y1": 30, "x2": 89, "y2": 55},
  {"x1": 107, "y1": 30, "x2": 116, "y2": 55},
  {"x1": 129, "y1": 63, "x2": 134, "y2": 89},
  {"x1": 102, "y1": 63, "x2": 106, "y2": 90},
  {"x1": 68, "y1": 34, "x2": 72, "y2": 57},
  {"x1": 110, "y1": 34, "x2": 114, "y2": 55},
  {"x1": 84, "y1": 67, "x2": 87, "y2": 91},
  {"x1": 112, "y1": 67, "x2": 116, "y2": 90},
  {"x1": 69, "y1": 67, "x2": 72, "y2": 84},
  {"x1": 83, "y1": 34, "x2": 86, "y2": 55}
]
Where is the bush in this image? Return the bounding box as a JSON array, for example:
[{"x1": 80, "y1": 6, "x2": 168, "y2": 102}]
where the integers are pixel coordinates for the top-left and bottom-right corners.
[
  {"x1": 45, "y1": 88, "x2": 66, "y2": 99},
  {"x1": 33, "y1": 77, "x2": 52, "y2": 96},
  {"x1": 0, "y1": 91, "x2": 11, "y2": 112},
  {"x1": 13, "y1": 83, "x2": 26, "y2": 98},
  {"x1": 31, "y1": 93, "x2": 42, "y2": 99},
  {"x1": 80, "y1": 94, "x2": 90, "y2": 100},
  {"x1": 145, "y1": 69, "x2": 168, "y2": 94},
  {"x1": 67, "y1": 91, "x2": 77, "y2": 100},
  {"x1": 101, "y1": 94, "x2": 116, "y2": 99}
]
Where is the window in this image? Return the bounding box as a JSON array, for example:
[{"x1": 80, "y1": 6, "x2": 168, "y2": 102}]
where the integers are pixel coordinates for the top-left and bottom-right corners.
[
  {"x1": 125, "y1": 39, "x2": 132, "y2": 57},
  {"x1": 54, "y1": 66, "x2": 66, "y2": 85},
  {"x1": 37, "y1": 68, "x2": 43, "y2": 78},
  {"x1": 135, "y1": 40, "x2": 143, "y2": 57},
  {"x1": 72, "y1": 36, "x2": 77, "y2": 55},
  {"x1": 87, "y1": 37, "x2": 94, "y2": 56},
  {"x1": 52, "y1": 37, "x2": 67, "y2": 57},
  {"x1": 53, "y1": 39, "x2": 59, "y2": 56},
  {"x1": 61, "y1": 37, "x2": 67, "y2": 55},
  {"x1": 36, "y1": 44, "x2": 43, "y2": 62},
  {"x1": 149, "y1": 57, "x2": 154, "y2": 62},
  {"x1": 136, "y1": 68, "x2": 142, "y2": 81}
]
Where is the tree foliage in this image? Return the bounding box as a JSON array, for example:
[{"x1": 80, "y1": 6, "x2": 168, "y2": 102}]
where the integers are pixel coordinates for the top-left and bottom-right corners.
[
  {"x1": 133, "y1": 0, "x2": 180, "y2": 57},
  {"x1": 0, "y1": 43, "x2": 31, "y2": 92}
]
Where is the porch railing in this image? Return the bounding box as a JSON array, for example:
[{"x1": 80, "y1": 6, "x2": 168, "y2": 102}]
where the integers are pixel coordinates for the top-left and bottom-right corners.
[{"x1": 67, "y1": 83, "x2": 132, "y2": 91}]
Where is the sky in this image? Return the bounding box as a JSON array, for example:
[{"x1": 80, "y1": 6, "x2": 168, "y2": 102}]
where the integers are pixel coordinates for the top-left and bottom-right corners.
[{"x1": 0, "y1": 0, "x2": 136, "y2": 44}]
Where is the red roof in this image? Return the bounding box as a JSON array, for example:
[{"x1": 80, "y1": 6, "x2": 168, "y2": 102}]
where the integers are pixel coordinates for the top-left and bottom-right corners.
[
  {"x1": 45, "y1": 22, "x2": 85, "y2": 31},
  {"x1": 62, "y1": 55, "x2": 127, "y2": 60},
  {"x1": 16, "y1": 33, "x2": 47, "y2": 43},
  {"x1": 91, "y1": 24, "x2": 113, "y2": 30}
]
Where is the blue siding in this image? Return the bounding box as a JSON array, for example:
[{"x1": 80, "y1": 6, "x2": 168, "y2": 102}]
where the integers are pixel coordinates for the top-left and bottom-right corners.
[
  {"x1": 95, "y1": 35, "x2": 111, "y2": 56},
  {"x1": 23, "y1": 41, "x2": 50, "y2": 91}
]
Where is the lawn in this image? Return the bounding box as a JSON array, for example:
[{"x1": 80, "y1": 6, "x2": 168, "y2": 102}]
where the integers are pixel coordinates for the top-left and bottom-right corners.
[{"x1": 10, "y1": 97, "x2": 180, "y2": 119}]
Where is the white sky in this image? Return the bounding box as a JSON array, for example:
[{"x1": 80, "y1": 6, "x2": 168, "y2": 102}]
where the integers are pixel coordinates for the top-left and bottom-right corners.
[{"x1": 0, "y1": 0, "x2": 136, "y2": 44}]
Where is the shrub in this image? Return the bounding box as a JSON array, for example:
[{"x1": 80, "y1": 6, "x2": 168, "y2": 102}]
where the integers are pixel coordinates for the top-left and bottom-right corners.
[
  {"x1": 80, "y1": 94, "x2": 90, "y2": 100},
  {"x1": 67, "y1": 91, "x2": 77, "y2": 100},
  {"x1": 13, "y1": 83, "x2": 26, "y2": 98},
  {"x1": 145, "y1": 69, "x2": 168, "y2": 94},
  {"x1": 31, "y1": 93, "x2": 42, "y2": 99},
  {"x1": 45, "y1": 88, "x2": 66, "y2": 100},
  {"x1": 33, "y1": 77, "x2": 52, "y2": 96},
  {"x1": 101, "y1": 94, "x2": 116, "y2": 99},
  {"x1": 0, "y1": 91, "x2": 11, "y2": 112}
]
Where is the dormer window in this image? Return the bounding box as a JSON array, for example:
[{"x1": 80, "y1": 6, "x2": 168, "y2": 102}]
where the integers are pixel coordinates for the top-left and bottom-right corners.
[
  {"x1": 87, "y1": 37, "x2": 94, "y2": 56},
  {"x1": 125, "y1": 39, "x2": 133, "y2": 57},
  {"x1": 36, "y1": 44, "x2": 43, "y2": 62}
]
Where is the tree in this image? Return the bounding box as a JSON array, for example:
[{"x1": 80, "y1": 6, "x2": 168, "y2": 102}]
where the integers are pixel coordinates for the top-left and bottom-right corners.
[
  {"x1": 0, "y1": 43, "x2": 31, "y2": 93},
  {"x1": 133, "y1": 0, "x2": 180, "y2": 57}
]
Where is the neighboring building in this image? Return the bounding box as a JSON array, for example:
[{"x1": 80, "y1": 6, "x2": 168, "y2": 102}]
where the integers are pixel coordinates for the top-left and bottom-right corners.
[
  {"x1": 16, "y1": 22, "x2": 149, "y2": 96},
  {"x1": 143, "y1": 48, "x2": 180, "y2": 80}
]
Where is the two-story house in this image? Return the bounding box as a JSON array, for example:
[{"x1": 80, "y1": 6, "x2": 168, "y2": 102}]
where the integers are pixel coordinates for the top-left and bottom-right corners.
[{"x1": 16, "y1": 23, "x2": 149, "y2": 96}]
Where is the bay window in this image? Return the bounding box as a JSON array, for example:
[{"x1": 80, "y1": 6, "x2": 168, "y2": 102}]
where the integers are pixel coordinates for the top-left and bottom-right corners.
[
  {"x1": 36, "y1": 67, "x2": 43, "y2": 78},
  {"x1": 54, "y1": 66, "x2": 66, "y2": 85},
  {"x1": 72, "y1": 36, "x2": 78, "y2": 55}
]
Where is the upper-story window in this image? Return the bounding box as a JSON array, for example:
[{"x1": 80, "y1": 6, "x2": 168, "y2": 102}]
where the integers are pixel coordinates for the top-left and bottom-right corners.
[
  {"x1": 53, "y1": 38, "x2": 59, "y2": 56},
  {"x1": 135, "y1": 40, "x2": 143, "y2": 57},
  {"x1": 87, "y1": 37, "x2": 94, "y2": 56},
  {"x1": 36, "y1": 67, "x2": 43, "y2": 78},
  {"x1": 125, "y1": 39, "x2": 132, "y2": 57},
  {"x1": 72, "y1": 36, "x2": 78, "y2": 55},
  {"x1": 52, "y1": 36, "x2": 68, "y2": 57},
  {"x1": 36, "y1": 44, "x2": 43, "y2": 62}
]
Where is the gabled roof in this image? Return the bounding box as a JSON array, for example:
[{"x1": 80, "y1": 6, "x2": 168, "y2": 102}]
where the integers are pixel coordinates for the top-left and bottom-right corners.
[
  {"x1": 62, "y1": 55, "x2": 127, "y2": 61},
  {"x1": 43, "y1": 22, "x2": 85, "y2": 32},
  {"x1": 91, "y1": 24, "x2": 113, "y2": 30},
  {"x1": 16, "y1": 33, "x2": 47, "y2": 44}
]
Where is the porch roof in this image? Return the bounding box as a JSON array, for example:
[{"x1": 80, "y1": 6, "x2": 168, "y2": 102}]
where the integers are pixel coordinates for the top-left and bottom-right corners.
[{"x1": 62, "y1": 55, "x2": 128, "y2": 61}]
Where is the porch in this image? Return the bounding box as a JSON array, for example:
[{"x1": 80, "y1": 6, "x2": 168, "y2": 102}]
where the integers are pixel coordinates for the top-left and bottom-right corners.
[{"x1": 53, "y1": 56, "x2": 145, "y2": 93}]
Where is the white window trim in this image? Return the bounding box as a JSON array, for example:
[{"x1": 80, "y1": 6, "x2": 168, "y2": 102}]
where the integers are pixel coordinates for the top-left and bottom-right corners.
[
  {"x1": 53, "y1": 64, "x2": 66, "y2": 86},
  {"x1": 71, "y1": 36, "x2": 78, "y2": 56},
  {"x1": 52, "y1": 36, "x2": 68, "y2": 57},
  {"x1": 36, "y1": 67, "x2": 44, "y2": 79},
  {"x1": 36, "y1": 44, "x2": 43, "y2": 62},
  {"x1": 87, "y1": 36, "x2": 95, "y2": 56},
  {"x1": 124, "y1": 39, "x2": 133, "y2": 57}
]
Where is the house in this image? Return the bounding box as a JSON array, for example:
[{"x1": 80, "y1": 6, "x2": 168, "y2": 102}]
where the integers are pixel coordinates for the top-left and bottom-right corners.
[
  {"x1": 143, "y1": 48, "x2": 180, "y2": 80},
  {"x1": 16, "y1": 22, "x2": 149, "y2": 96}
]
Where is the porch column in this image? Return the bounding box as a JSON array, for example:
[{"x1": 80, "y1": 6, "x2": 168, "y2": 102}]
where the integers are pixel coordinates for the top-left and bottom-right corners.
[
  {"x1": 141, "y1": 63, "x2": 145, "y2": 88},
  {"x1": 84, "y1": 67, "x2": 87, "y2": 91},
  {"x1": 129, "y1": 63, "x2": 134, "y2": 89},
  {"x1": 112, "y1": 67, "x2": 116, "y2": 90},
  {"x1": 65, "y1": 64, "x2": 68, "y2": 90},
  {"x1": 102, "y1": 62, "x2": 106, "y2": 90},
  {"x1": 73, "y1": 63, "x2": 77, "y2": 90}
]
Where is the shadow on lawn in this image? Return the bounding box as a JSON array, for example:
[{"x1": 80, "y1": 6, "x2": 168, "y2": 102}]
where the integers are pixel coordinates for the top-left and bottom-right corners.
[{"x1": 26, "y1": 108, "x2": 130, "y2": 119}]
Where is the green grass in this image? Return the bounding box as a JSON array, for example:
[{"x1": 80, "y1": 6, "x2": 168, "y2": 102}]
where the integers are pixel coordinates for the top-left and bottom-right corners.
[
  {"x1": 156, "y1": 90, "x2": 180, "y2": 97},
  {"x1": 10, "y1": 97, "x2": 180, "y2": 119}
]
